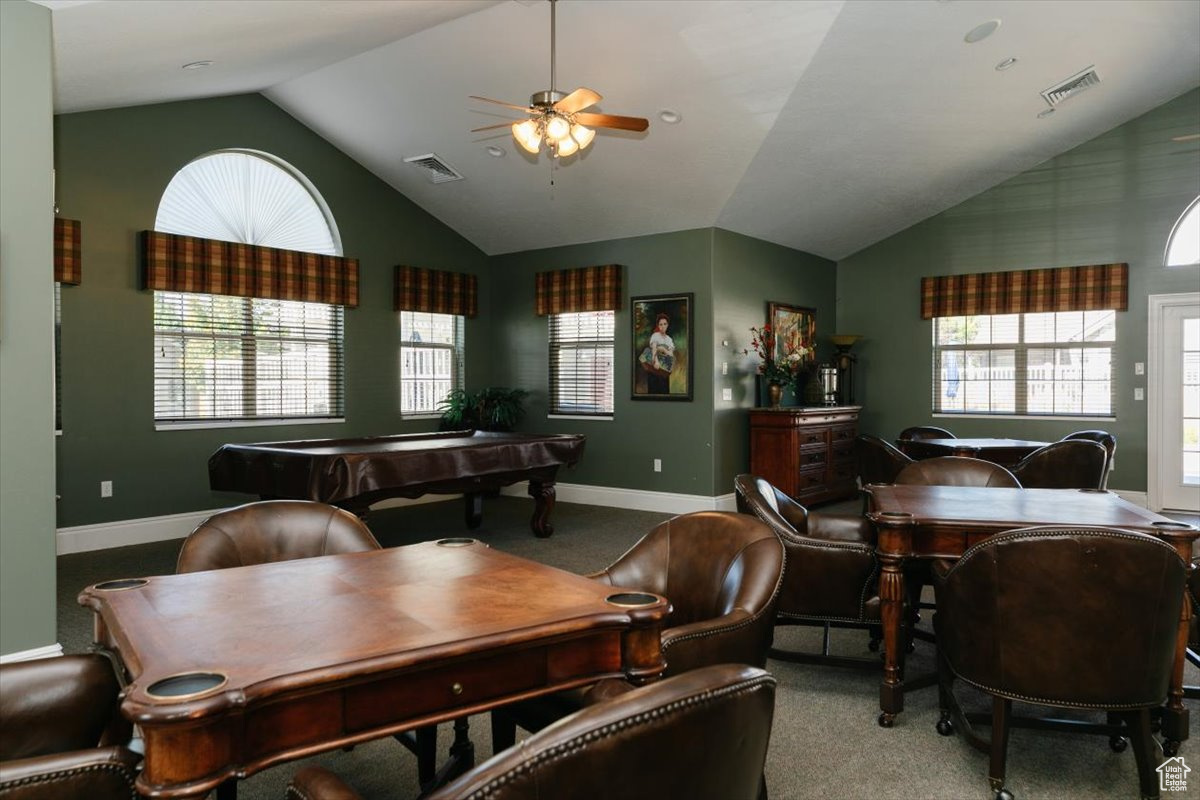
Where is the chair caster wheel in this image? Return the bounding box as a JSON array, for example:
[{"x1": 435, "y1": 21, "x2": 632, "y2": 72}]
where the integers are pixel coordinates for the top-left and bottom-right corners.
[
  {"x1": 936, "y1": 717, "x2": 954, "y2": 736},
  {"x1": 1108, "y1": 735, "x2": 1127, "y2": 753},
  {"x1": 878, "y1": 712, "x2": 895, "y2": 728},
  {"x1": 1163, "y1": 739, "x2": 1180, "y2": 757},
  {"x1": 995, "y1": 789, "x2": 1014, "y2": 800}
]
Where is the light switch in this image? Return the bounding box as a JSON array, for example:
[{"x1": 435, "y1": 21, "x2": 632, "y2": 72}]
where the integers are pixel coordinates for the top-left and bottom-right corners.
[
  {"x1": 721, "y1": 361, "x2": 728, "y2": 375},
  {"x1": 1134, "y1": 362, "x2": 1144, "y2": 375},
  {"x1": 1134, "y1": 388, "x2": 1144, "y2": 401},
  {"x1": 722, "y1": 388, "x2": 733, "y2": 401}
]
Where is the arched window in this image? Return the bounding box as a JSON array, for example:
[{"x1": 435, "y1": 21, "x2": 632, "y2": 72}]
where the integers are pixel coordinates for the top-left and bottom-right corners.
[
  {"x1": 1165, "y1": 196, "x2": 1200, "y2": 267},
  {"x1": 152, "y1": 150, "x2": 345, "y2": 425}
]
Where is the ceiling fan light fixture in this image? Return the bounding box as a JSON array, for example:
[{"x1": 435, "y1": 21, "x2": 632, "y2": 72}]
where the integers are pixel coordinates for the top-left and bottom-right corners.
[
  {"x1": 512, "y1": 120, "x2": 542, "y2": 154},
  {"x1": 570, "y1": 123, "x2": 595, "y2": 149},
  {"x1": 555, "y1": 136, "x2": 579, "y2": 157},
  {"x1": 545, "y1": 114, "x2": 571, "y2": 142}
]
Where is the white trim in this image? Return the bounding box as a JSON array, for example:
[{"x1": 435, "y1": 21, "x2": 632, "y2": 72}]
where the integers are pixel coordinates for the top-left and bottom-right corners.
[
  {"x1": 156, "y1": 417, "x2": 345, "y2": 432},
  {"x1": 547, "y1": 414, "x2": 614, "y2": 422},
  {"x1": 1148, "y1": 292, "x2": 1200, "y2": 512},
  {"x1": 933, "y1": 414, "x2": 1115, "y2": 422},
  {"x1": 1, "y1": 643, "x2": 64, "y2": 664},
  {"x1": 501, "y1": 482, "x2": 736, "y2": 514},
  {"x1": 55, "y1": 495, "x2": 459, "y2": 555}
]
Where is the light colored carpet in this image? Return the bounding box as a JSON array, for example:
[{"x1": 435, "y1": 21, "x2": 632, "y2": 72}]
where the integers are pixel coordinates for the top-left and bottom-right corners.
[{"x1": 55, "y1": 497, "x2": 1199, "y2": 800}]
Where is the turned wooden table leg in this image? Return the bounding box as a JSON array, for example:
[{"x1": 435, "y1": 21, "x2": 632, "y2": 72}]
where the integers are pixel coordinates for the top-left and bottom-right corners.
[
  {"x1": 870, "y1": 511, "x2": 916, "y2": 728},
  {"x1": 1158, "y1": 527, "x2": 1197, "y2": 754},
  {"x1": 528, "y1": 480, "x2": 556, "y2": 538}
]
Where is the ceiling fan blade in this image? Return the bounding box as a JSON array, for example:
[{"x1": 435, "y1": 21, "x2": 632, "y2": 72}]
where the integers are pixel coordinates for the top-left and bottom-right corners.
[
  {"x1": 469, "y1": 95, "x2": 535, "y2": 113},
  {"x1": 574, "y1": 112, "x2": 649, "y2": 132},
  {"x1": 554, "y1": 87, "x2": 602, "y2": 115},
  {"x1": 471, "y1": 123, "x2": 518, "y2": 132}
]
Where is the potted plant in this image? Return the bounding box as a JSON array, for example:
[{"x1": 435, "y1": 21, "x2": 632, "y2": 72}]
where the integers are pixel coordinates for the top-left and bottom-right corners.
[{"x1": 438, "y1": 387, "x2": 529, "y2": 431}]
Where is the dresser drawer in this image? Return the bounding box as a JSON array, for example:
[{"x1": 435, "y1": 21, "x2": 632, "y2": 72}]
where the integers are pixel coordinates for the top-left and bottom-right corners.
[
  {"x1": 830, "y1": 424, "x2": 857, "y2": 444},
  {"x1": 799, "y1": 449, "x2": 827, "y2": 468}
]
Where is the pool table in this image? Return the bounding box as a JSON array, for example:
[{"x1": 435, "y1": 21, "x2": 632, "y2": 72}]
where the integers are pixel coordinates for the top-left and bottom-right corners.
[{"x1": 208, "y1": 430, "x2": 586, "y2": 537}]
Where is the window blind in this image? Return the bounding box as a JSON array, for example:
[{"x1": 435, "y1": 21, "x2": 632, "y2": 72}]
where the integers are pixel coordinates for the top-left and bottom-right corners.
[{"x1": 549, "y1": 310, "x2": 615, "y2": 415}]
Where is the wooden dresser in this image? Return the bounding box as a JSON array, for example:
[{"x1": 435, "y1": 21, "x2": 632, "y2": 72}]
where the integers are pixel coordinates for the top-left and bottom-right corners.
[{"x1": 748, "y1": 406, "x2": 861, "y2": 505}]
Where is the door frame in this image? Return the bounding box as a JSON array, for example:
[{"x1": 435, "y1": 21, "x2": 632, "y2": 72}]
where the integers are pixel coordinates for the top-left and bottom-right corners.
[{"x1": 1147, "y1": 291, "x2": 1200, "y2": 511}]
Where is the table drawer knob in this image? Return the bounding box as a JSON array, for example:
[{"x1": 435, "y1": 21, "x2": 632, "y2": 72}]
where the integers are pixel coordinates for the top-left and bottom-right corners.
[{"x1": 451, "y1": 682, "x2": 464, "y2": 696}]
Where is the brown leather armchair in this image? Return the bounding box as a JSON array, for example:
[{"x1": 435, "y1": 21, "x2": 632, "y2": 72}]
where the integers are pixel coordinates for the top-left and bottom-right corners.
[
  {"x1": 288, "y1": 664, "x2": 777, "y2": 800},
  {"x1": 1062, "y1": 429, "x2": 1117, "y2": 488},
  {"x1": 491, "y1": 511, "x2": 784, "y2": 753},
  {"x1": 1187, "y1": 557, "x2": 1199, "y2": 700},
  {"x1": 1009, "y1": 437, "x2": 1109, "y2": 490},
  {"x1": 897, "y1": 425, "x2": 955, "y2": 441},
  {"x1": 856, "y1": 434, "x2": 914, "y2": 488},
  {"x1": 895, "y1": 456, "x2": 1020, "y2": 488},
  {"x1": 734, "y1": 474, "x2": 882, "y2": 666},
  {"x1": 933, "y1": 527, "x2": 1186, "y2": 800},
  {"x1": 176, "y1": 500, "x2": 381, "y2": 572},
  {"x1": 0, "y1": 654, "x2": 141, "y2": 800}
]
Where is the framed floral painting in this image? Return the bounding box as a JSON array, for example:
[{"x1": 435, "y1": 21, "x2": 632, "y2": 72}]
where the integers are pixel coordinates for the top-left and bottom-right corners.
[
  {"x1": 632, "y1": 293, "x2": 693, "y2": 401},
  {"x1": 767, "y1": 302, "x2": 816, "y2": 369}
]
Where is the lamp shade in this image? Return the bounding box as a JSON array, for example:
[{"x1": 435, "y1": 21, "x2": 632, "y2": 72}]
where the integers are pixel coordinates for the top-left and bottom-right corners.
[
  {"x1": 512, "y1": 119, "x2": 542, "y2": 154},
  {"x1": 570, "y1": 123, "x2": 595, "y2": 149}
]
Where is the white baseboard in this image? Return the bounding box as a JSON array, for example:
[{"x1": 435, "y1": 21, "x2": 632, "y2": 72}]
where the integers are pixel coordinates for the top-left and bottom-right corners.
[
  {"x1": 56, "y1": 495, "x2": 459, "y2": 555},
  {"x1": 0, "y1": 643, "x2": 64, "y2": 664},
  {"x1": 501, "y1": 482, "x2": 737, "y2": 514}
]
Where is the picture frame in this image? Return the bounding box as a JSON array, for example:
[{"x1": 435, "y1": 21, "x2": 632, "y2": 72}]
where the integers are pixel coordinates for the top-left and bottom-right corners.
[
  {"x1": 766, "y1": 301, "x2": 816, "y2": 368},
  {"x1": 632, "y1": 293, "x2": 693, "y2": 401}
]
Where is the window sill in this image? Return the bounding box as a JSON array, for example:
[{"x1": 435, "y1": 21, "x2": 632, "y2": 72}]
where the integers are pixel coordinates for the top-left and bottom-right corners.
[
  {"x1": 933, "y1": 413, "x2": 1116, "y2": 422},
  {"x1": 400, "y1": 413, "x2": 443, "y2": 421},
  {"x1": 155, "y1": 417, "x2": 345, "y2": 432},
  {"x1": 548, "y1": 414, "x2": 614, "y2": 422}
]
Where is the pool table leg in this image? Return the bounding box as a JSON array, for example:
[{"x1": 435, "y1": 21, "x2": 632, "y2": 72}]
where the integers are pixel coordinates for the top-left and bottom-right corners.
[
  {"x1": 464, "y1": 493, "x2": 484, "y2": 529},
  {"x1": 529, "y1": 480, "x2": 556, "y2": 538}
]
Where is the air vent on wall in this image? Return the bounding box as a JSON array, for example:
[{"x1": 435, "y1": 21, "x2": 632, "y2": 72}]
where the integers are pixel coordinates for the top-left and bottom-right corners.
[
  {"x1": 403, "y1": 153, "x2": 464, "y2": 184},
  {"x1": 1040, "y1": 66, "x2": 1100, "y2": 107}
]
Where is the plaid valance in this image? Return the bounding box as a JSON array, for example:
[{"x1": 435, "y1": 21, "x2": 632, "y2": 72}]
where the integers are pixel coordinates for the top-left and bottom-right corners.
[
  {"x1": 55, "y1": 218, "x2": 81, "y2": 285},
  {"x1": 140, "y1": 231, "x2": 359, "y2": 307},
  {"x1": 534, "y1": 264, "x2": 622, "y2": 316},
  {"x1": 393, "y1": 265, "x2": 477, "y2": 318},
  {"x1": 920, "y1": 263, "x2": 1128, "y2": 319}
]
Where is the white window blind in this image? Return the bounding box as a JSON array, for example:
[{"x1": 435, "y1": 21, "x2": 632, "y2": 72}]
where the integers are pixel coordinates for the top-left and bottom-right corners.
[
  {"x1": 154, "y1": 291, "x2": 343, "y2": 421},
  {"x1": 400, "y1": 311, "x2": 463, "y2": 414},
  {"x1": 549, "y1": 310, "x2": 614, "y2": 415},
  {"x1": 933, "y1": 311, "x2": 1115, "y2": 416}
]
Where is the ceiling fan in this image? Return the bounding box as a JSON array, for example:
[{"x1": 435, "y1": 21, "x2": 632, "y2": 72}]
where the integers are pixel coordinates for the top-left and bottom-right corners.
[{"x1": 470, "y1": 0, "x2": 649, "y2": 158}]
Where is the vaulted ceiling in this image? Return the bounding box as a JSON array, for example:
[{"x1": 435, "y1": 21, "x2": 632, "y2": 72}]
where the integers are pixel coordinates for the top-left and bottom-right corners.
[{"x1": 36, "y1": 0, "x2": 1200, "y2": 259}]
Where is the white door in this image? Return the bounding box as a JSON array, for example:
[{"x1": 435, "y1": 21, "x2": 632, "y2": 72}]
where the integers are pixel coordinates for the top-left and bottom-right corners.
[{"x1": 1150, "y1": 293, "x2": 1200, "y2": 511}]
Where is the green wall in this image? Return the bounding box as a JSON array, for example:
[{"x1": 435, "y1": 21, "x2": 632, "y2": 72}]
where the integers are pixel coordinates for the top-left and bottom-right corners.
[
  {"x1": 488, "y1": 229, "x2": 719, "y2": 496},
  {"x1": 53, "y1": 94, "x2": 492, "y2": 526},
  {"x1": 712, "y1": 229, "x2": 838, "y2": 494},
  {"x1": 0, "y1": 0, "x2": 57, "y2": 655},
  {"x1": 837, "y1": 88, "x2": 1200, "y2": 493}
]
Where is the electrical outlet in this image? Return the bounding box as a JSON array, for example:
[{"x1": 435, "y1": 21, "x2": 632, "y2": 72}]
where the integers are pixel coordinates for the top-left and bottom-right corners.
[
  {"x1": 1134, "y1": 388, "x2": 1144, "y2": 401},
  {"x1": 653, "y1": 459, "x2": 662, "y2": 473},
  {"x1": 100, "y1": 480, "x2": 113, "y2": 498},
  {"x1": 721, "y1": 361, "x2": 728, "y2": 375},
  {"x1": 1134, "y1": 362, "x2": 1144, "y2": 375},
  {"x1": 722, "y1": 388, "x2": 733, "y2": 401}
]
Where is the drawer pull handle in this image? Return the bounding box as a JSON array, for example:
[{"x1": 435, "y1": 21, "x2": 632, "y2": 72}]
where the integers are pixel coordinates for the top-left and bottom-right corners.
[{"x1": 451, "y1": 682, "x2": 464, "y2": 696}]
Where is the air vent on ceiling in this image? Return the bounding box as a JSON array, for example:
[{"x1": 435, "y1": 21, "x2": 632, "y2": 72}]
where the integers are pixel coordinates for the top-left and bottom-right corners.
[
  {"x1": 403, "y1": 153, "x2": 464, "y2": 184},
  {"x1": 1040, "y1": 66, "x2": 1100, "y2": 107}
]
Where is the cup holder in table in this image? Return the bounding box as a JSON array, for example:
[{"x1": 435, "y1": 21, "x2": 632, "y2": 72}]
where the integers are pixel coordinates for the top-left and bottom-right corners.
[
  {"x1": 145, "y1": 671, "x2": 228, "y2": 701},
  {"x1": 436, "y1": 538, "x2": 477, "y2": 547},
  {"x1": 93, "y1": 578, "x2": 148, "y2": 591},
  {"x1": 878, "y1": 511, "x2": 914, "y2": 519},
  {"x1": 605, "y1": 592, "x2": 660, "y2": 608},
  {"x1": 1152, "y1": 521, "x2": 1197, "y2": 531},
  {"x1": 1078, "y1": 488, "x2": 1110, "y2": 494}
]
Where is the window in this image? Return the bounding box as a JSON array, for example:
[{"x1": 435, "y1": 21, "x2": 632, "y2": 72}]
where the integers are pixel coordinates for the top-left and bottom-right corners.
[
  {"x1": 400, "y1": 311, "x2": 463, "y2": 415},
  {"x1": 549, "y1": 310, "x2": 614, "y2": 416},
  {"x1": 152, "y1": 150, "x2": 345, "y2": 424},
  {"x1": 933, "y1": 311, "x2": 1115, "y2": 416},
  {"x1": 1165, "y1": 196, "x2": 1200, "y2": 266}
]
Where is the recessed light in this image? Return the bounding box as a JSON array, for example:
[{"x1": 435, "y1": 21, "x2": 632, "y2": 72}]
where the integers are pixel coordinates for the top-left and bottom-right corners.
[
  {"x1": 964, "y1": 19, "x2": 1001, "y2": 43},
  {"x1": 658, "y1": 109, "x2": 682, "y2": 124},
  {"x1": 995, "y1": 57, "x2": 1018, "y2": 71},
  {"x1": 181, "y1": 60, "x2": 213, "y2": 70},
  {"x1": 486, "y1": 145, "x2": 506, "y2": 158},
  {"x1": 1037, "y1": 108, "x2": 1055, "y2": 119}
]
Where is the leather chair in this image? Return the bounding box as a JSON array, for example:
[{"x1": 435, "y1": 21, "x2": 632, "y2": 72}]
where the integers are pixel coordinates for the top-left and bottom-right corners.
[
  {"x1": 176, "y1": 499, "x2": 381, "y2": 572},
  {"x1": 1061, "y1": 430, "x2": 1117, "y2": 489},
  {"x1": 1187, "y1": 557, "x2": 1200, "y2": 701},
  {"x1": 933, "y1": 527, "x2": 1187, "y2": 800},
  {"x1": 895, "y1": 456, "x2": 1020, "y2": 488},
  {"x1": 0, "y1": 654, "x2": 141, "y2": 800},
  {"x1": 897, "y1": 425, "x2": 955, "y2": 442},
  {"x1": 287, "y1": 664, "x2": 777, "y2": 800},
  {"x1": 490, "y1": 511, "x2": 784, "y2": 754},
  {"x1": 856, "y1": 434, "x2": 914, "y2": 488},
  {"x1": 1009, "y1": 439, "x2": 1108, "y2": 490},
  {"x1": 734, "y1": 474, "x2": 883, "y2": 666}
]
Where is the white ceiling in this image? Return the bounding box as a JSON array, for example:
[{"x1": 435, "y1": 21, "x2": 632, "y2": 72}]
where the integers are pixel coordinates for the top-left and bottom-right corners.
[{"x1": 35, "y1": 0, "x2": 1200, "y2": 259}]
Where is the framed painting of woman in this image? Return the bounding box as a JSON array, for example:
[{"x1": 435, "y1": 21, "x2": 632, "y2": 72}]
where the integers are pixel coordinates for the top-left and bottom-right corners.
[{"x1": 632, "y1": 293, "x2": 693, "y2": 401}]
